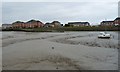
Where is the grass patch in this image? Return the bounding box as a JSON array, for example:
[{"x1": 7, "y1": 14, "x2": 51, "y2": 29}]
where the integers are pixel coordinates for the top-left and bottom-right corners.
[{"x1": 2, "y1": 26, "x2": 119, "y2": 32}]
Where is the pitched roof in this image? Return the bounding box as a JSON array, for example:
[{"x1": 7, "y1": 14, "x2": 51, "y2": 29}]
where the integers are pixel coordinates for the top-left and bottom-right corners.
[
  {"x1": 114, "y1": 17, "x2": 120, "y2": 20},
  {"x1": 101, "y1": 21, "x2": 114, "y2": 23},
  {"x1": 52, "y1": 21, "x2": 60, "y2": 24},
  {"x1": 12, "y1": 21, "x2": 24, "y2": 24},
  {"x1": 27, "y1": 20, "x2": 37, "y2": 23},
  {"x1": 26, "y1": 20, "x2": 43, "y2": 24},
  {"x1": 45, "y1": 23, "x2": 51, "y2": 25},
  {"x1": 2, "y1": 24, "x2": 12, "y2": 26},
  {"x1": 68, "y1": 22, "x2": 89, "y2": 24}
]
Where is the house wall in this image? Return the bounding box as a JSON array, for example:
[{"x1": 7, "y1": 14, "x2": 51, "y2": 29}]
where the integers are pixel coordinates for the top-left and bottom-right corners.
[
  {"x1": 12, "y1": 23, "x2": 25, "y2": 28},
  {"x1": 114, "y1": 20, "x2": 120, "y2": 25},
  {"x1": 100, "y1": 22, "x2": 114, "y2": 26}
]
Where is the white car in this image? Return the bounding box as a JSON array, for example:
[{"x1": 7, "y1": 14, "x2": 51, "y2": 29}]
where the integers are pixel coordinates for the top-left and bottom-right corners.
[{"x1": 98, "y1": 32, "x2": 111, "y2": 39}]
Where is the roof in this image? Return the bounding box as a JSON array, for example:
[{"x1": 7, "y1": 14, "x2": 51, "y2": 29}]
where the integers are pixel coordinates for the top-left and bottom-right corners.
[
  {"x1": 101, "y1": 21, "x2": 114, "y2": 23},
  {"x1": 26, "y1": 20, "x2": 43, "y2": 24},
  {"x1": 52, "y1": 21, "x2": 60, "y2": 23},
  {"x1": 27, "y1": 20, "x2": 39, "y2": 23},
  {"x1": 68, "y1": 22, "x2": 89, "y2": 24},
  {"x1": 2, "y1": 24, "x2": 12, "y2": 26},
  {"x1": 45, "y1": 23, "x2": 51, "y2": 24},
  {"x1": 114, "y1": 17, "x2": 120, "y2": 20},
  {"x1": 12, "y1": 21, "x2": 24, "y2": 24}
]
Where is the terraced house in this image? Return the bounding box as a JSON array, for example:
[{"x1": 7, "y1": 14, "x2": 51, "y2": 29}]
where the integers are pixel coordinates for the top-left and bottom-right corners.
[
  {"x1": 100, "y1": 21, "x2": 114, "y2": 26},
  {"x1": 12, "y1": 20, "x2": 44, "y2": 28},
  {"x1": 26, "y1": 20, "x2": 44, "y2": 28},
  {"x1": 44, "y1": 21, "x2": 62, "y2": 28},
  {"x1": 68, "y1": 22, "x2": 90, "y2": 27},
  {"x1": 100, "y1": 17, "x2": 120, "y2": 26},
  {"x1": 2, "y1": 24, "x2": 12, "y2": 29},
  {"x1": 12, "y1": 21, "x2": 25, "y2": 28}
]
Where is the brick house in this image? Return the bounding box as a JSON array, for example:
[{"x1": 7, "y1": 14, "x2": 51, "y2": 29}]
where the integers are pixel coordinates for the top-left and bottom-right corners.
[
  {"x1": 12, "y1": 21, "x2": 25, "y2": 28},
  {"x1": 68, "y1": 22, "x2": 90, "y2": 27},
  {"x1": 100, "y1": 21, "x2": 114, "y2": 26},
  {"x1": 26, "y1": 20, "x2": 44, "y2": 28},
  {"x1": 12, "y1": 20, "x2": 44, "y2": 28},
  {"x1": 100, "y1": 17, "x2": 120, "y2": 26}
]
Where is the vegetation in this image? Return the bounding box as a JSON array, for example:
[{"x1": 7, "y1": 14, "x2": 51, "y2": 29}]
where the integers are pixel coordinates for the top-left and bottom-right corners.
[{"x1": 2, "y1": 26, "x2": 119, "y2": 32}]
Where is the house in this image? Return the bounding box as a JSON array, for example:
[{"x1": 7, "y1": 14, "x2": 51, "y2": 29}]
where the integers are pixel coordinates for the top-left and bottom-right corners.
[
  {"x1": 100, "y1": 21, "x2": 114, "y2": 26},
  {"x1": 51, "y1": 21, "x2": 62, "y2": 27},
  {"x1": 26, "y1": 20, "x2": 44, "y2": 28},
  {"x1": 68, "y1": 22, "x2": 90, "y2": 27},
  {"x1": 12, "y1": 20, "x2": 44, "y2": 28},
  {"x1": 114, "y1": 17, "x2": 120, "y2": 26},
  {"x1": 2, "y1": 24, "x2": 12, "y2": 29},
  {"x1": 100, "y1": 17, "x2": 120, "y2": 26},
  {"x1": 12, "y1": 21, "x2": 25, "y2": 28},
  {"x1": 44, "y1": 21, "x2": 62, "y2": 28},
  {"x1": 44, "y1": 23, "x2": 53, "y2": 27}
]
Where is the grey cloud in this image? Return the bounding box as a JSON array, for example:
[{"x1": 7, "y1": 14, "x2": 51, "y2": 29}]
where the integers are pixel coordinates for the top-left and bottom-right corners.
[
  {"x1": 2, "y1": 0, "x2": 120, "y2": 2},
  {"x1": 118, "y1": 1, "x2": 120, "y2": 17},
  {"x1": 2, "y1": 2, "x2": 118, "y2": 25}
]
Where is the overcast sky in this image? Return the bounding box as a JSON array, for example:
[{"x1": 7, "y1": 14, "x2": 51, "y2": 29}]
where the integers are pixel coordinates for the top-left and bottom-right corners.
[
  {"x1": 2, "y1": 1, "x2": 119, "y2": 25},
  {"x1": 2, "y1": 0, "x2": 120, "y2": 2}
]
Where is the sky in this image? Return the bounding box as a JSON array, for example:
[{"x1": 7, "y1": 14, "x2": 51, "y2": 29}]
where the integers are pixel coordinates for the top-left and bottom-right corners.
[
  {"x1": 1, "y1": 0, "x2": 119, "y2": 25},
  {"x1": 1, "y1": 0, "x2": 120, "y2": 2},
  {"x1": 118, "y1": 1, "x2": 120, "y2": 17}
]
